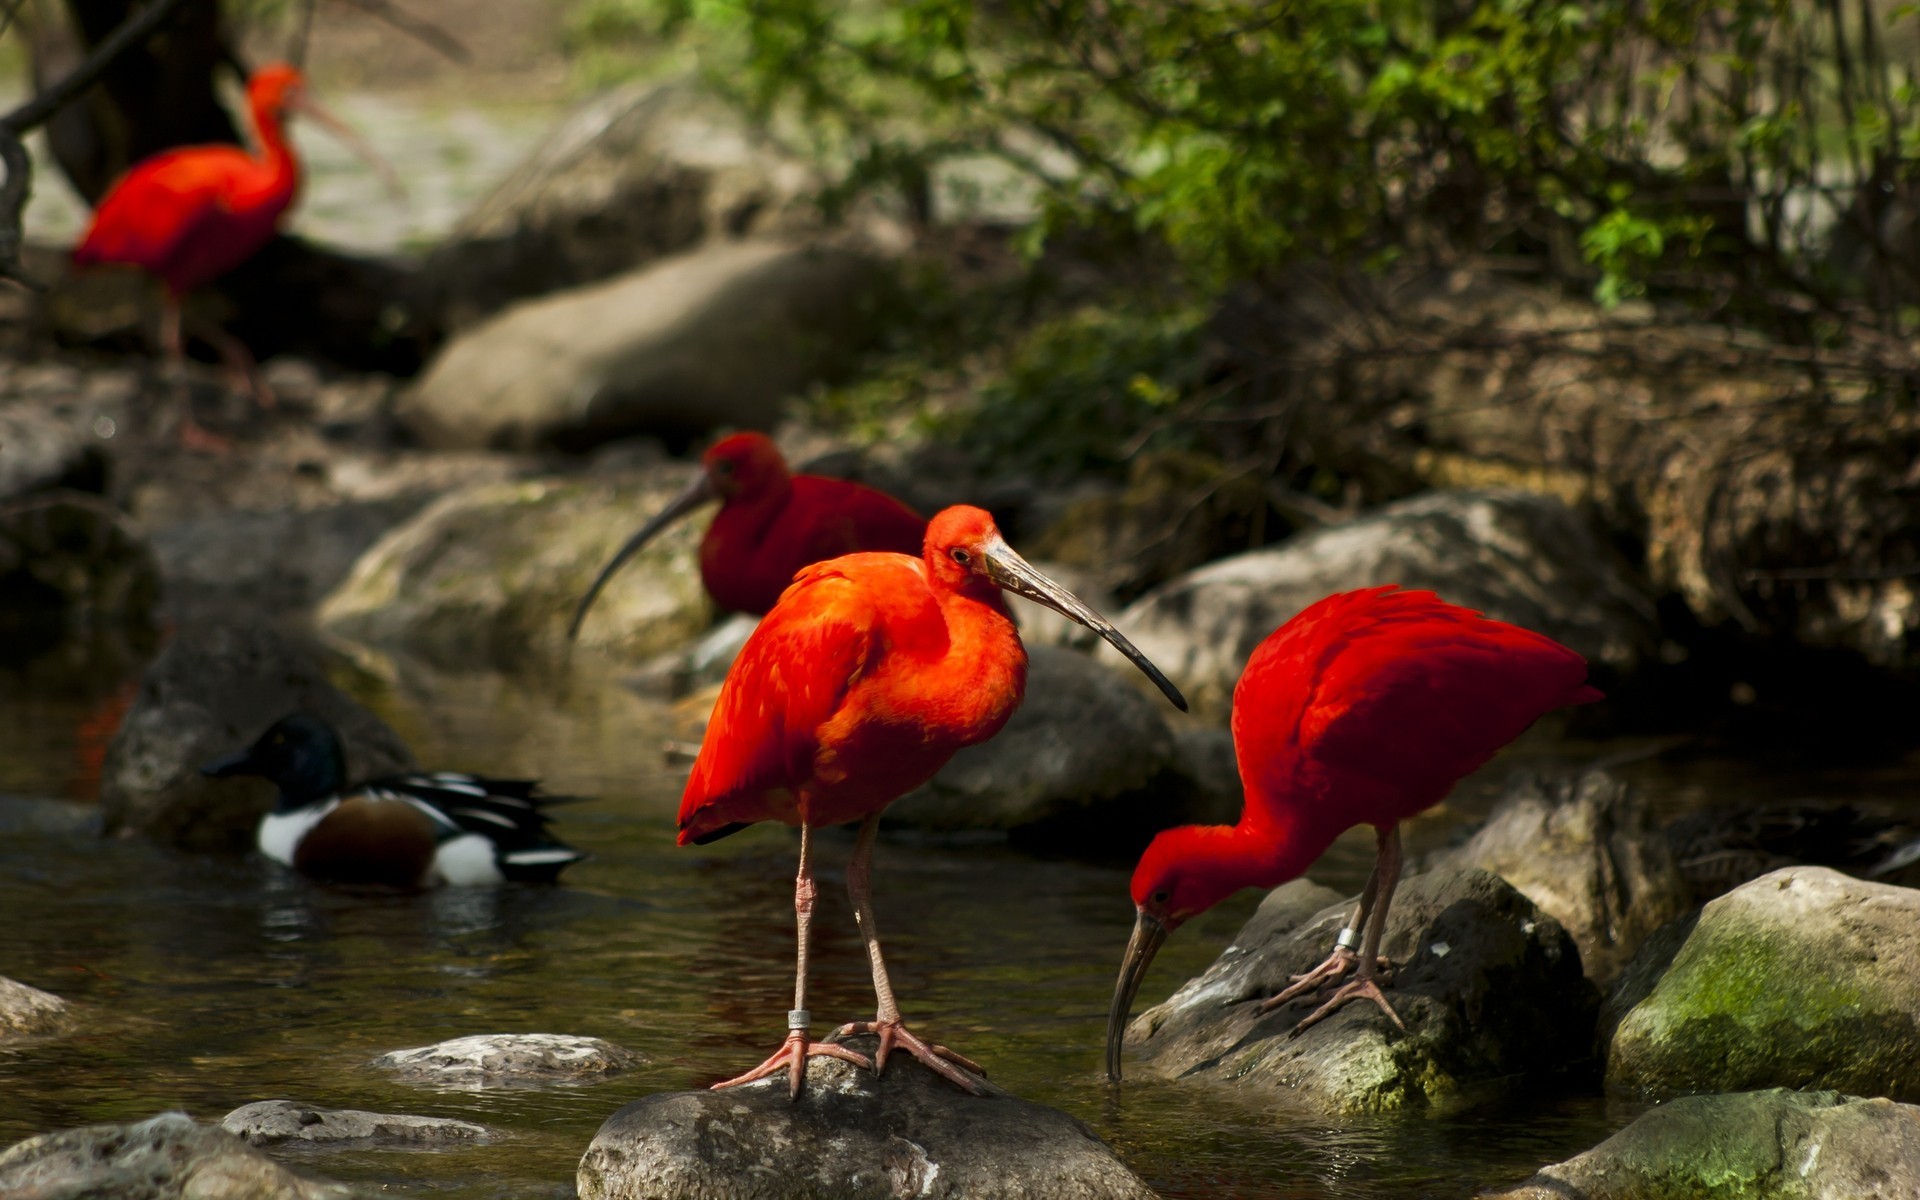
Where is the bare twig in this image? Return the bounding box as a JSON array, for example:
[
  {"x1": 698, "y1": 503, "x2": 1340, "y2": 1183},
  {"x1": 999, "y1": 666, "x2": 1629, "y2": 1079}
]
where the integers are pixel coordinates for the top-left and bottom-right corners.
[
  {"x1": 0, "y1": 0, "x2": 196, "y2": 136},
  {"x1": 331, "y1": 0, "x2": 471, "y2": 64}
]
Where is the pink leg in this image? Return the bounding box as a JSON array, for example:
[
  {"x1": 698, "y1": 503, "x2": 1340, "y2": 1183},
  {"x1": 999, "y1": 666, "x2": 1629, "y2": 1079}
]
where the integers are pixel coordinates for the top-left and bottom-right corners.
[
  {"x1": 1261, "y1": 829, "x2": 1396, "y2": 1013},
  {"x1": 187, "y1": 317, "x2": 275, "y2": 409},
  {"x1": 832, "y1": 813, "x2": 986, "y2": 1093},
  {"x1": 711, "y1": 822, "x2": 871, "y2": 1099},
  {"x1": 159, "y1": 294, "x2": 230, "y2": 454},
  {"x1": 1290, "y1": 824, "x2": 1408, "y2": 1036}
]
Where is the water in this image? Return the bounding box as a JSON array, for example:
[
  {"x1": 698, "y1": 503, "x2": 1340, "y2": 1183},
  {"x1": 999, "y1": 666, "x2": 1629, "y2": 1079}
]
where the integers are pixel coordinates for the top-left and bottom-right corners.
[{"x1": 0, "y1": 634, "x2": 1894, "y2": 1198}]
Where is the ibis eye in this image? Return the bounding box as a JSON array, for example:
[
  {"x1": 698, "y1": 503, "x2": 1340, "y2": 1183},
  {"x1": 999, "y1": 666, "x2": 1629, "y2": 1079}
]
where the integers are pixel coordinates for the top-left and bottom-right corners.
[
  {"x1": 950, "y1": 547, "x2": 971, "y2": 565},
  {"x1": 713, "y1": 460, "x2": 733, "y2": 477},
  {"x1": 1151, "y1": 889, "x2": 1170, "y2": 905}
]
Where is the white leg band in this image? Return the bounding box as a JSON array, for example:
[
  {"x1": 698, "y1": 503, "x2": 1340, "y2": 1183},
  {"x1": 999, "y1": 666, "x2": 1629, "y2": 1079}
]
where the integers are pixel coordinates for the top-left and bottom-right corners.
[
  {"x1": 1335, "y1": 927, "x2": 1362, "y2": 951},
  {"x1": 788, "y1": 1009, "x2": 811, "y2": 1031}
]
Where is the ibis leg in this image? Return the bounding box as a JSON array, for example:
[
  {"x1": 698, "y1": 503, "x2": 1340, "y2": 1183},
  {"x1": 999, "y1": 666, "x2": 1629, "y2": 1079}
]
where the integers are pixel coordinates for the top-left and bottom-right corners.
[
  {"x1": 1291, "y1": 824, "x2": 1409, "y2": 1035},
  {"x1": 187, "y1": 317, "x2": 275, "y2": 409},
  {"x1": 159, "y1": 293, "x2": 230, "y2": 453},
  {"x1": 712, "y1": 822, "x2": 871, "y2": 1099},
  {"x1": 833, "y1": 813, "x2": 986, "y2": 1093},
  {"x1": 1263, "y1": 828, "x2": 1397, "y2": 1012}
]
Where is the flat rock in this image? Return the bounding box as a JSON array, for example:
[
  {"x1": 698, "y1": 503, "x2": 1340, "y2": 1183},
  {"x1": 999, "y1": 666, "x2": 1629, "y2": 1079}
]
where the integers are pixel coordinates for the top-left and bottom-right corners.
[
  {"x1": 371, "y1": 1033, "x2": 645, "y2": 1090},
  {"x1": 1106, "y1": 489, "x2": 1658, "y2": 715},
  {"x1": 0, "y1": 1112, "x2": 357, "y2": 1199},
  {"x1": 317, "y1": 471, "x2": 711, "y2": 669},
  {"x1": 1123, "y1": 870, "x2": 1596, "y2": 1115},
  {"x1": 0, "y1": 491, "x2": 158, "y2": 625},
  {"x1": 1485, "y1": 1088, "x2": 1920, "y2": 1200},
  {"x1": 395, "y1": 238, "x2": 889, "y2": 452},
  {"x1": 0, "y1": 975, "x2": 69, "y2": 1039},
  {"x1": 1423, "y1": 770, "x2": 1690, "y2": 987},
  {"x1": 99, "y1": 620, "x2": 414, "y2": 849},
  {"x1": 1605, "y1": 866, "x2": 1920, "y2": 1101},
  {"x1": 577, "y1": 1036, "x2": 1156, "y2": 1200},
  {"x1": 220, "y1": 1100, "x2": 491, "y2": 1147},
  {"x1": 0, "y1": 396, "x2": 108, "y2": 500}
]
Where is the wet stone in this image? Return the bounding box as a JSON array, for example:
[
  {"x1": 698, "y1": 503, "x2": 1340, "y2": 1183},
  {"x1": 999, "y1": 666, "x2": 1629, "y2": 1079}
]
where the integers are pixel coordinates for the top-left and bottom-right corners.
[
  {"x1": 371, "y1": 1033, "x2": 645, "y2": 1090},
  {"x1": 0, "y1": 1112, "x2": 357, "y2": 1199},
  {"x1": 220, "y1": 1100, "x2": 492, "y2": 1147},
  {"x1": 0, "y1": 975, "x2": 69, "y2": 1040},
  {"x1": 577, "y1": 1035, "x2": 1157, "y2": 1200}
]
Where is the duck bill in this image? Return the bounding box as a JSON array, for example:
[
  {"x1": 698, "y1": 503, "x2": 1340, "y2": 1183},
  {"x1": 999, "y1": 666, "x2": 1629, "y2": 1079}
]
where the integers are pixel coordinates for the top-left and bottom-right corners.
[
  {"x1": 199, "y1": 748, "x2": 256, "y2": 779},
  {"x1": 568, "y1": 472, "x2": 717, "y2": 640},
  {"x1": 980, "y1": 540, "x2": 1188, "y2": 712},
  {"x1": 289, "y1": 93, "x2": 407, "y2": 201},
  {"x1": 1107, "y1": 909, "x2": 1168, "y2": 1082}
]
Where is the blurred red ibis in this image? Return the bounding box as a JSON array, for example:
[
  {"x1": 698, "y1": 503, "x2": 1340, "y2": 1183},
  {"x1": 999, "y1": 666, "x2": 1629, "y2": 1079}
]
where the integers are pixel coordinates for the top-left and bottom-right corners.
[
  {"x1": 679, "y1": 504, "x2": 1186, "y2": 1097},
  {"x1": 1107, "y1": 585, "x2": 1600, "y2": 1080}
]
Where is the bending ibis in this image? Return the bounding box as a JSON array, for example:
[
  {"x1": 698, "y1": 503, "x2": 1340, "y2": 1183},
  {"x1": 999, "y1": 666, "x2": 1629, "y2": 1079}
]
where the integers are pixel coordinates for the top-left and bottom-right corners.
[
  {"x1": 680, "y1": 504, "x2": 1186, "y2": 1097},
  {"x1": 1106, "y1": 586, "x2": 1600, "y2": 1081},
  {"x1": 569, "y1": 432, "x2": 925, "y2": 631},
  {"x1": 72, "y1": 62, "x2": 395, "y2": 449},
  {"x1": 201, "y1": 713, "x2": 586, "y2": 888}
]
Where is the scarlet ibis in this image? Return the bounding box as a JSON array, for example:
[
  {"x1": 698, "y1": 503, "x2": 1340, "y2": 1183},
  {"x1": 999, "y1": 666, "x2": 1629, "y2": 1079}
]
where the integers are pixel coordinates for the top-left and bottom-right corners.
[
  {"x1": 680, "y1": 504, "x2": 1186, "y2": 1097},
  {"x1": 201, "y1": 713, "x2": 586, "y2": 888},
  {"x1": 1106, "y1": 585, "x2": 1600, "y2": 1080},
  {"x1": 71, "y1": 63, "x2": 392, "y2": 449},
  {"x1": 570, "y1": 432, "x2": 926, "y2": 632}
]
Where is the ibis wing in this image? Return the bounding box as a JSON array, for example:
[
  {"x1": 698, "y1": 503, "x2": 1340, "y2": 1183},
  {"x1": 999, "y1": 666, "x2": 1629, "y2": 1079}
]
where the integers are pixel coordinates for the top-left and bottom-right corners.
[{"x1": 74, "y1": 149, "x2": 249, "y2": 270}]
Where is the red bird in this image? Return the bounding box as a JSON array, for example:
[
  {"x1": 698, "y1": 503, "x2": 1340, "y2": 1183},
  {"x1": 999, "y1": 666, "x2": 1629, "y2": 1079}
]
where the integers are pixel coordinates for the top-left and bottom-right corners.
[
  {"x1": 1106, "y1": 585, "x2": 1600, "y2": 1081},
  {"x1": 680, "y1": 504, "x2": 1186, "y2": 1098},
  {"x1": 570, "y1": 432, "x2": 927, "y2": 631}
]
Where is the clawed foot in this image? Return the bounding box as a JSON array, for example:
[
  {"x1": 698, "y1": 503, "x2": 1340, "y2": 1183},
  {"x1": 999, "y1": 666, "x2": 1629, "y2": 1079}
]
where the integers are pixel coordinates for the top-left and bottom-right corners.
[
  {"x1": 834, "y1": 1018, "x2": 986, "y2": 1094},
  {"x1": 1256, "y1": 946, "x2": 1393, "y2": 1014},
  {"x1": 176, "y1": 417, "x2": 233, "y2": 455},
  {"x1": 1286, "y1": 975, "x2": 1407, "y2": 1038},
  {"x1": 711, "y1": 1029, "x2": 872, "y2": 1100}
]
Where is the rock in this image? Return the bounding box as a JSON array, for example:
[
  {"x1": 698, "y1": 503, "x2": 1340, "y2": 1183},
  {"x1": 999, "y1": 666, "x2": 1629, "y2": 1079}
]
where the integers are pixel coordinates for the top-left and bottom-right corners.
[
  {"x1": 1123, "y1": 869, "x2": 1597, "y2": 1115},
  {"x1": 0, "y1": 975, "x2": 69, "y2": 1039},
  {"x1": 316, "y1": 472, "x2": 712, "y2": 670},
  {"x1": 418, "y1": 80, "x2": 846, "y2": 330},
  {"x1": 0, "y1": 1112, "x2": 357, "y2": 1199},
  {"x1": 148, "y1": 496, "x2": 430, "y2": 616},
  {"x1": 0, "y1": 492, "x2": 159, "y2": 625},
  {"x1": 1604, "y1": 866, "x2": 1920, "y2": 1102},
  {"x1": 395, "y1": 239, "x2": 890, "y2": 453},
  {"x1": 1107, "y1": 489, "x2": 1659, "y2": 715},
  {"x1": 99, "y1": 620, "x2": 414, "y2": 849},
  {"x1": 371, "y1": 1033, "x2": 644, "y2": 1089},
  {"x1": 220, "y1": 1100, "x2": 490, "y2": 1147},
  {"x1": 0, "y1": 398, "x2": 107, "y2": 500},
  {"x1": 1422, "y1": 770, "x2": 1690, "y2": 986},
  {"x1": 1484, "y1": 1088, "x2": 1920, "y2": 1200},
  {"x1": 576, "y1": 1035, "x2": 1156, "y2": 1200}
]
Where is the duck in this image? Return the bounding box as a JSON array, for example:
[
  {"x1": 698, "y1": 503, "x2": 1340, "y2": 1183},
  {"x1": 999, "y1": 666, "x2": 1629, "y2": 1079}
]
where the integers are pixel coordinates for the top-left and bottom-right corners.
[{"x1": 200, "y1": 713, "x2": 586, "y2": 888}]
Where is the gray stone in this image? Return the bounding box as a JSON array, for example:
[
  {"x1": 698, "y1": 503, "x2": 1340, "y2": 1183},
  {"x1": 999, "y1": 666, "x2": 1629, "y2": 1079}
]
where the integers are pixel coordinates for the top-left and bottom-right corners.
[
  {"x1": 576, "y1": 1036, "x2": 1156, "y2": 1200},
  {"x1": 0, "y1": 975, "x2": 69, "y2": 1039},
  {"x1": 1605, "y1": 866, "x2": 1920, "y2": 1102},
  {"x1": 0, "y1": 398, "x2": 106, "y2": 501},
  {"x1": 0, "y1": 1112, "x2": 358, "y2": 1199},
  {"x1": 100, "y1": 620, "x2": 414, "y2": 849},
  {"x1": 371, "y1": 1033, "x2": 645, "y2": 1090},
  {"x1": 395, "y1": 239, "x2": 890, "y2": 452},
  {"x1": 1484, "y1": 1088, "x2": 1920, "y2": 1200},
  {"x1": 0, "y1": 492, "x2": 158, "y2": 624},
  {"x1": 220, "y1": 1100, "x2": 491, "y2": 1147},
  {"x1": 1422, "y1": 770, "x2": 1690, "y2": 987},
  {"x1": 316, "y1": 471, "x2": 712, "y2": 670},
  {"x1": 1122, "y1": 870, "x2": 1596, "y2": 1115},
  {"x1": 1106, "y1": 489, "x2": 1658, "y2": 715}
]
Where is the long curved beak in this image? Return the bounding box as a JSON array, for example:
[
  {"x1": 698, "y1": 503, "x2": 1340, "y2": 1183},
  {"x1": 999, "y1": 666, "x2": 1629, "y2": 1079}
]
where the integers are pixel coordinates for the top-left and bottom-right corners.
[
  {"x1": 1107, "y1": 909, "x2": 1168, "y2": 1082},
  {"x1": 199, "y1": 748, "x2": 256, "y2": 778},
  {"x1": 289, "y1": 93, "x2": 407, "y2": 202},
  {"x1": 981, "y1": 540, "x2": 1187, "y2": 711},
  {"x1": 569, "y1": 472, "x2": 717, "y2": 641}
]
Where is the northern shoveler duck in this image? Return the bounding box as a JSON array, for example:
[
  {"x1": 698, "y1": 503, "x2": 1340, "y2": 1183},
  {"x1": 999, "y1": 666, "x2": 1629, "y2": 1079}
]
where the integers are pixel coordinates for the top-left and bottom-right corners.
[{"x1": 200, "y1": 713, "x2": 587, "y2": 888}]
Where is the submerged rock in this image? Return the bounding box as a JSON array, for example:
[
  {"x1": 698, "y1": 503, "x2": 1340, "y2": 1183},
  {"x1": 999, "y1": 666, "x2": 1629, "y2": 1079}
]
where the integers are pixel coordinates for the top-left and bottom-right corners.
[
  {"x1": 1485, "y1": 1088, "x2": 1920, "y2": 1200},
  {"x1": 220, "y1": 1100, "x2": 491, "y2": 1147},
  {"x1": 577, "y1": 1036, "x2": 1156, "y2": 1200},
  {"x1": 0, "y1": 975, "x2": 69, "y2": 1039},
  {"x1": 395, "y1": 239, "x2": 889, "y2": 452},
  {"x1": 0, "y1": 491, "x2": 158, "y2": 626},
  {"x1": 371, "y1": 1033, "x2": 645, "y2": 1090},
  {"x1": 1423, "y1": 770, "x2": 1690, "y2": 987},
  {"x1": 0, "y1": 1112, "x2": 356, "y2": 1199},
  {"x1": 1605, "y1": 866, "x2": 1920, "y2": 1102},
  {"x1": 1106, "y1": 489, "x2": 1657, "y2": 715},
  {"x1": 1122, "y1": 870, "x2": 1596, "y2": 1115},
  {"x1": 99, "y1": 620, "x2": 413, "y2": 850},
  {"x1": 317, "y1": 472, "x2": 711, "y2": 670}
]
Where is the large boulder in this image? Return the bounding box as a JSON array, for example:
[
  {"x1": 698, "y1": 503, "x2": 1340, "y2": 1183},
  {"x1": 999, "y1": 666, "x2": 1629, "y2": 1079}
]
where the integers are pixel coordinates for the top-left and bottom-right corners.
[
  {"x1": 316, "y1": 471, "x2": 712, "y2": 670},
  {"x1": 100, "y1": 620, "x2": 414, "y2": 849},
  {"x1": 394, "y1": 239, "x2": 889, "y2": 452},
  {"x1": 577, "y1": 1036, "x2": 1157, "y2": 1200},
  {"x1": 0, "y1": 975, "x2": 69, "y2": 1039},
  {"x1": 1121, "y1": 870, "x2": 1597, "y2": 1115},
  {"x1": 370, "y1": 1033, "x2": 645, "y2": 1090},
  {"x1": 0, "y1": 492, "x2": 158, "y2": 627},
  {"x1": 1485, "y1": 1088, "x2": 1920, "y2": 1200},
  {"x1": 1105, "y1": 489, "x2": 1659, "y2": 715},
  {"x1": 1604, "y1": 866, "x2": 1920, "y2": 1101},
  {"x1": 1422, "y1": 770, "x2": 1690, "y2": 987},
  {"x1": 0, "y1": 1112, "x2": 357, "y2": 1199}
]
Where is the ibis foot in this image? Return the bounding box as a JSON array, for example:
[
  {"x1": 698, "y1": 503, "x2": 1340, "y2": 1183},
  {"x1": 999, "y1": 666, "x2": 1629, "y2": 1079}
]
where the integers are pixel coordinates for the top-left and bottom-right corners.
[
  {"x1": 1287, "y1": 975, "x2": 1408, "y2": 1037},
  {"x1": 711, "y1": 1029, "x2": 872, "y2": 1101},
  {"x1": 1257, "y1": 946, "x2": 1394, "y2": 1014},
  {"x1": 834, "y1": 1018, "x2": 986, "y2": 1094}
]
